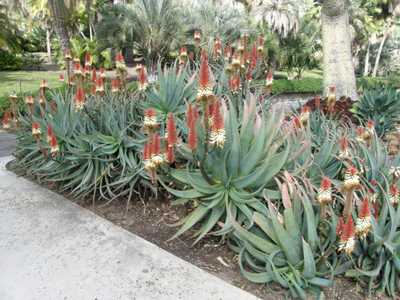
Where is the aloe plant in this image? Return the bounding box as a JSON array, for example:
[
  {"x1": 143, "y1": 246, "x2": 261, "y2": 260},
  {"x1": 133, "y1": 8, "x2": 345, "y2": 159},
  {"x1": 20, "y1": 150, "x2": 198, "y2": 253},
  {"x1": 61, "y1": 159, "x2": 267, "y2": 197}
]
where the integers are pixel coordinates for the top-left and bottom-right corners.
[
  {"x1": 345, "y1": 191, "x2": 400, "y2": 297},
  {"x1": 353, "y1": 88, "x2": 400, "y2": 137},
  {"x1": 15, "y1": 84, "x2": 152, "y2": 208},
  {"x1": 161, "y1": 96, "x2": 294, "y2": 244},
  {"x1": 144, "y1": 63, "x2": 196, "y2": 117},
  {"x1": 229, "y1": 175, "x2": 336, "y2": 299}
]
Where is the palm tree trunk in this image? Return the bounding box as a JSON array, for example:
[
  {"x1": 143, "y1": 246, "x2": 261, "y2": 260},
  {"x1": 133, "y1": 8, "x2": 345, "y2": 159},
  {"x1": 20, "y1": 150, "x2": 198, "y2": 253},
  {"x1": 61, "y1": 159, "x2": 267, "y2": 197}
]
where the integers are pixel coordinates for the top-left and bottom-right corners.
[
  {"x1": 46, "y1": 28, "x2": 52, "y2": 63},
  {"x1": 363, "y1": 41, "x2": 370, "y2": 76},
  {"x1": 48, "y1": 0, "x2": 70, "y2": 54},
  {"x1": 372, "y1": 30, "x2": 389, "y2": 77},
  {"x1": 321, "y1": 0, "x2": 357, "y2": 100}
]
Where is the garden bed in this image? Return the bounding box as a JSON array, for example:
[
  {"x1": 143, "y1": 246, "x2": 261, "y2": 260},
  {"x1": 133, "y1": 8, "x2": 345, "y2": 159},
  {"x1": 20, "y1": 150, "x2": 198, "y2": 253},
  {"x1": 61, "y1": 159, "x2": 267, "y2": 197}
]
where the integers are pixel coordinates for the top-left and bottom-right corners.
[{"x1": 6, "y1": 159, "x2": 387, "y2": 300}]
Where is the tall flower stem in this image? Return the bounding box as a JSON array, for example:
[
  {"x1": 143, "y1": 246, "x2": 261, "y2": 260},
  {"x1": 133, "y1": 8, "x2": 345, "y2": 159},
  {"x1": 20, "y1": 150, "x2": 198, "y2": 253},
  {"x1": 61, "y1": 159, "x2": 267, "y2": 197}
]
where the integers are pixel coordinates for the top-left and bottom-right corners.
[
  {"x1": 198, "y1": 101, "x2": 214, "y2": 185},
  {"x1": 343, "y1": 190, "x2": 354, "y2": 221}
]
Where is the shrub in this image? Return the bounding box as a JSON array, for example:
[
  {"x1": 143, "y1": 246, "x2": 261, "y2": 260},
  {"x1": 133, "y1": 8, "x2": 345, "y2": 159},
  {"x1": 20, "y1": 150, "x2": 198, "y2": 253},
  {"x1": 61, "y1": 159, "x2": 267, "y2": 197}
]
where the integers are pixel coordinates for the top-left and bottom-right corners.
[
  {"x1": 353, "y1": 88, "x2": 400, "y2": 136},
  {"x1": 0, "y1": 49, "x2": 23, "y2": 71},
  {"x1": 271, "y1": 78, "x2": 322, "y2": 94}
]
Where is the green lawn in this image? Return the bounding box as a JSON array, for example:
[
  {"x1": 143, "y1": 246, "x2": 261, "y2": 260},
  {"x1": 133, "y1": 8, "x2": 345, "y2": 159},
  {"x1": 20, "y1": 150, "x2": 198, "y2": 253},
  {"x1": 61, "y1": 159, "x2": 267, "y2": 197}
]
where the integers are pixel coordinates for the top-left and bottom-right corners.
[
  {"x1": 0, "y1": 69, "x2": 398, "y2": 117},
  {"x1": 0, "y1": 70, "x2": 63, "y2": 96},
  {"x1": 0, "y1": 70, "x2": 63, "y2": 117}
]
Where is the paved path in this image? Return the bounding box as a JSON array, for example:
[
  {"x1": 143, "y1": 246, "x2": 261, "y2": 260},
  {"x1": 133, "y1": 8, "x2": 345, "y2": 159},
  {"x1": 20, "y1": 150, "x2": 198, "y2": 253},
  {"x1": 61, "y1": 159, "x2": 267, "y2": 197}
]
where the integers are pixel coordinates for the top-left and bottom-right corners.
[
  {"x1": 0, "y1": 134, "x2": 259, "y2": 300},
  {"x1": 0, "y1": 130, "x2": 16, "y2": 157}
]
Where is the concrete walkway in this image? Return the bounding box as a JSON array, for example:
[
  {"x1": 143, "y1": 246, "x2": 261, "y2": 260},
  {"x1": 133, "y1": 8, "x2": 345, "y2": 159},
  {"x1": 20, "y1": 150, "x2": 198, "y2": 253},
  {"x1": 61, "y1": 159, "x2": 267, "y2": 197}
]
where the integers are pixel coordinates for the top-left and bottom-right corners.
[
  {"x1": 0, "y1": 134, "x2": 259, "y2": 300},
  {"x1": 0, "y1": 130, "x2": 16, "y2": 157}
]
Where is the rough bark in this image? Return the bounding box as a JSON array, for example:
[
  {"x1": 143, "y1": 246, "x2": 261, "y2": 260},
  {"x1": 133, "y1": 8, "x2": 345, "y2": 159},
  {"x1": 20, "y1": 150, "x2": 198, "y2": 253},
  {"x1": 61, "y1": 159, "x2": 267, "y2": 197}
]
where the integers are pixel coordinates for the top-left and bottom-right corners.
[
  {"x1": 48, "y1": 0, "x2": 70, "y2": 54},
  {"x1": 321, "y1": 0, "x2": 357, "y2": 100}
]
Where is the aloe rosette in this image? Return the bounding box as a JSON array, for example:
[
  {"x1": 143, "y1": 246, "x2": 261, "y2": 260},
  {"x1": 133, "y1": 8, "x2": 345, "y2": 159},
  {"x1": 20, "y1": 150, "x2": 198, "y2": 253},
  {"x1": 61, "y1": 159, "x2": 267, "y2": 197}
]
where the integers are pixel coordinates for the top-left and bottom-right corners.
[
  {"x1": 162, "y1": 97, "x2": 292, "y2": 244},
  {"x1": 229, "y1": 176, "x2": 337, "y2": 299}
]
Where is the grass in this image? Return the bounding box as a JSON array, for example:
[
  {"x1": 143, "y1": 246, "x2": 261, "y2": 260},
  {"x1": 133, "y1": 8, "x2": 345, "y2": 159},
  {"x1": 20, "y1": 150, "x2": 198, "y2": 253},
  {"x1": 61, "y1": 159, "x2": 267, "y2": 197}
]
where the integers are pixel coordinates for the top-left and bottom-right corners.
[
  {"x1": 1, "y1": 69, "x2": 399, "y2": 117},
  {"x1": 0, "y1": 70, "x2": 63, "y2": 116}
]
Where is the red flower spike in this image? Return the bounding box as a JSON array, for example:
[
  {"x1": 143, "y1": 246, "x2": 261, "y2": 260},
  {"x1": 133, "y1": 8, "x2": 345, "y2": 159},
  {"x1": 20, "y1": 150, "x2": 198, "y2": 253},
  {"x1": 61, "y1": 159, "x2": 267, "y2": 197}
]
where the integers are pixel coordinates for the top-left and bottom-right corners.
[
  {"x1": 186, "y1": 104, "x2": 197, "y2": 150},
  {"x1": 359, "y1": 198, "x2": 371, "y2": 219},
  {"x1": 356, "y1": 127, "x2": 365, "y2": 137},
  {"x1": 321, "y1": 177, "x2": 331, "y2": 191},
  {"x1": 89, "y1": 68, "x2": 95, "y2": 82},
  {"x1": 336, "y1": 217, "x2": 344, "y2": 236},
  {"x1": 199, "y1": 51, "x2": 210, "y2": 88},
  {"x1": 212, "y1": 100, "x2": 224, "y2": 131},
  {"x1": 99, "y1": 68, "x2": 106, "y2": 79},
  {"x1": 341, "y1": 217, "x2": 355, "y2": 241},
  {"x1": 143, "y1": 142, "x2": 151, "y2": 160},
  {"x1": 111, "y1": 78, "x2": 120, "y2": 92},
  {"x1": 186, "y1": 104, "x2": 194, "y2": 128},
  {"x1": 180, "y1": 47, "x2": 187, "y2": 55},
  {"x1": 115, "y1": 52, "x2": 124, "y2": 63},
  {"x1": 246, "y1": 69, "x2": 252, "y2": 82},
  {"x1": 194, "y1": 30, "x2": 201, "y2": 41},
  {"x1": 213, "y1": 38, "x2": 222, "y2": 57},
  {"x1": 74, "y1": 62, "x2": 81, "y2": 72},
  {"x1": 151, "y1": 133, "x2": 161, "y2": 157},
  {"x1": 59, "y1": 74, "x2": 64, "y2": 82},
  {"x1": 250, "y1": 43, "x2": 258, "y2": 69},
  {"x1": 224, "y1": 44, "x2": 232, "y2": 59},
  {"x1": 188, "y1": 125, "x2": 197, "y2": 151},
  {"x1": 292, "y1": 116, "x2": 301, "y2": 129},
  {"x1": 166, "y1": 145, "x2": 175, "y2": 163},
  {"x1": 137, "y1": 67, "x2": 148, "y2": 90},
  {"x1": 301, "y1": 106, "x2": 311, "y2": 114},
  {"x1": 47, "y1": 125, "x2": 53, "y2": 137},
  {"x1": 84, "y1": 52, "x2": 91, "y2": 66},
  {"x1": 339, "y1": 137, "x2": 348, "y2": 151},
  {"x1": 96, "y1": 77, "x2": 104, "y2": 88},
  {"x1": 347, "y1": 165, "x2": 358, "y2": 176},
  {"x1": 75, "y1": 86, "x2": 85, "y2": 103},
  {"x1": 166, "y1": 113, "x2": 177, "y2": 146},
  {"x1": 145, "y1": 108, "x2": 156, "y2": 118},
  {"x1": 193, "y1": 105, "x2": 199, "y2": 122},
  {"x1": 370, "y1": 179, "x2": 377, "y2": 186},
  {"x1": 2, "y1": 111, "x2": 10, "y2": 127},
  {"x1": 229, "y1": 75, "x2": 240, "y2": 92},
  {"x1": 266, "y1": 71, "x2": 273, "y2": 86},
  {"x1": 367, "y1": 120, "x2": 375, "y2": 129},
  {"x1": 32, "y1": 122, "x2": 40, "y2": 130},
  {"x1": 390, "y1": 184, "x2": 398, "y2": 196},
  {"x1": 50, "y1": 134, "x2": 58, "y2": 148}
]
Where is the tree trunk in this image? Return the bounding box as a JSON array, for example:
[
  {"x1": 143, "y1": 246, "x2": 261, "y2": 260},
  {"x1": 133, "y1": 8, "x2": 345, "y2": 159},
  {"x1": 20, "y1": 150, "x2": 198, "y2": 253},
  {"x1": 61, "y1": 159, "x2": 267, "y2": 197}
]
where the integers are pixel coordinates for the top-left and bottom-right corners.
[
  {"x1": 372, "y1": 31, "x2": 389, "y2": 77},
  {"x1": 321, "y1": 0, "x2": 357, "y2": 99},
  {"x1": 48, "y1": 0, "x2": 70, "y2": 54},
  {"x1": 363, "y1": 41, "x2": 370, "y2": 76},
  {"x1": 46, "y1": 28, "x2": 52, "y2": 64}
]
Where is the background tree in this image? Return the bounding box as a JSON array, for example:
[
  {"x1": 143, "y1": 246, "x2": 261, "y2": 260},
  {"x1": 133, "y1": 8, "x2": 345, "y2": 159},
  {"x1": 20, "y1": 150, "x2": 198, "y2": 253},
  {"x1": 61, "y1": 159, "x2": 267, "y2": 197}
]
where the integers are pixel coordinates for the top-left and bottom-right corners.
[
  {"x1": 321, "y1": 0, "x2": 357, "y2": 99},
  {"x1": 47, "y1": 0, "x2": 71, "y2": 54}
]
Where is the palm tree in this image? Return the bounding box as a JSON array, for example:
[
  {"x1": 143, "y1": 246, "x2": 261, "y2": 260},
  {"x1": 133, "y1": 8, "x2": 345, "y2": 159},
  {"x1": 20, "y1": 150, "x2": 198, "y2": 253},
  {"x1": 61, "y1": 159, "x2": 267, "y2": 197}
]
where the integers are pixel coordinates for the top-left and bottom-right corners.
[
  {"x1": 321, "y1": 0, "x2": 357, "y2": 99},
  {"x1": 47, "y1": 0, "x2": 71, "y2": 54},
  {"x1": 97, "y1": 0, "x2": 185, "y2": 68},
  {"x1": 248, "y1": 0, "x2": 311, "y2": 38},
  {"x1": 186, "y1": 0, "x2": 248, "y2": 43}
]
